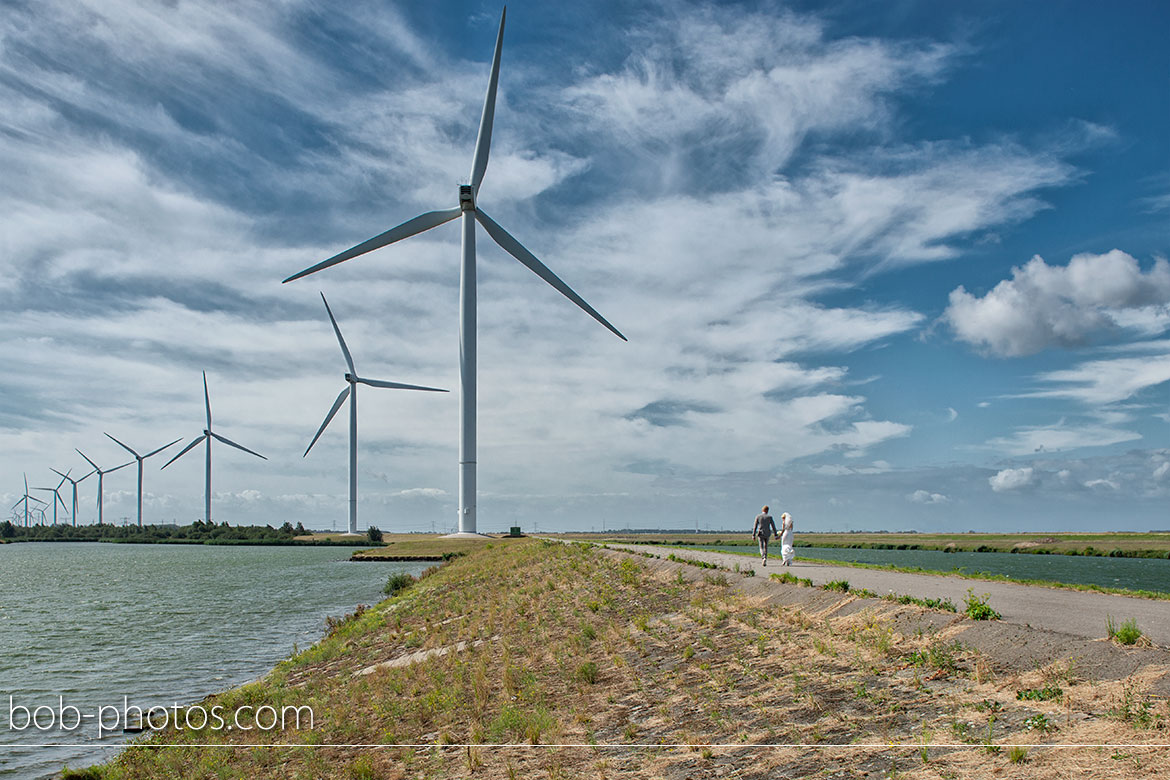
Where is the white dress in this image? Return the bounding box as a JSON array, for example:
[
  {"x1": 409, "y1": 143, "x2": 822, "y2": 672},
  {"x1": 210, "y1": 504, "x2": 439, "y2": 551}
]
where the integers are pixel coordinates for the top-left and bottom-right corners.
[{"x1": 780, "y1": 519, "x2": 795, "y2": 564}]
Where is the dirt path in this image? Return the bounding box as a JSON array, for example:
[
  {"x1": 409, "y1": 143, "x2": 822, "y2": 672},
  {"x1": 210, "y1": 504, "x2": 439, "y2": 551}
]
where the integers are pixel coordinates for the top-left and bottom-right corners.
[{"x1": 609, "y1": 543, "x2": 1170, "y2": 646}]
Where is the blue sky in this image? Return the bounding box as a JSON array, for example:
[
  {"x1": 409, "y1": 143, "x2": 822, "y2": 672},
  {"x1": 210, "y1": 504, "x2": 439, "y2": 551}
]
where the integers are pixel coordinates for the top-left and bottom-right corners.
[{"x1": 1, "y1": 0, "x2": 1167, "y2": 533}]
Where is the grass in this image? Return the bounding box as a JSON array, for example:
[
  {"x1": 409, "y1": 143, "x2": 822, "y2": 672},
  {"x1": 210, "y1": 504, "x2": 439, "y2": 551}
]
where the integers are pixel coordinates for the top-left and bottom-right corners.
[
  {"x1": 558, "y1": 531, "x2": 1170, "y2": 558},
  {"x1": 346, "y1": 534, "x2": 511, "y2": 560},
  {"x1": 1106, "y1": 616, "x2": 1145, "y2": 645},
  {"x1": 76, "y1": 540, "x2": 1170, "y2": 779}
]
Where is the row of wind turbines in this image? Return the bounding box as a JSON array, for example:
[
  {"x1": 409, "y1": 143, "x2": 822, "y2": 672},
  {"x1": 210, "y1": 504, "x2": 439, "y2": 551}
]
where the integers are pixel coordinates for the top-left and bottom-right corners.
[{"x1": 13, "y1": 8, "x2": 625, "y2": 536}]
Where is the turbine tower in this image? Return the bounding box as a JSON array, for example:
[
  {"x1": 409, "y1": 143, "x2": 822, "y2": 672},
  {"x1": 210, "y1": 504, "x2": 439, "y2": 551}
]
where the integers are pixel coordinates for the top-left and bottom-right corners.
[
  {"x1": 11, "y1": 474, "x2": 47, "y2": 526},
  {"x1": 304, "y1": 294, "x2": 448, "y2": 535},
  {"x1": 51, "y1": 467, "x2": 96, "y2": 526},
  {"x1": 162, "y1": 372, "x2": 266, "y2": 524},
  {"x1": 76, "y1": 451, "x2": 133, "y2": 525},
  {"x1": 33, "y1": 470, "x2": 70, "y2": 525},
  {"x1": 104, "y1": 434, "x2": 181, "y2": 527},
  {"x1": 283, "y1": 8, "x2": 625, "y2": 536}
]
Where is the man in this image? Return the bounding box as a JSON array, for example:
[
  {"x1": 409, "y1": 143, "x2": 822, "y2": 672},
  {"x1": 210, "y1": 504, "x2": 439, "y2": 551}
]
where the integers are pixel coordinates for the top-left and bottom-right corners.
[{"x1": 752, "y1": 505, "x2": 778, "y2": 565}]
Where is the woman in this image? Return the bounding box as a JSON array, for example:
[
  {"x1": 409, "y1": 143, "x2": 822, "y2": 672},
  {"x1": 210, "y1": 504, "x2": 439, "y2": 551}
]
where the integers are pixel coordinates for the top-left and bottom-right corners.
[{"x1": 779, "y1": 512, "x2": 795, "y2": 566}]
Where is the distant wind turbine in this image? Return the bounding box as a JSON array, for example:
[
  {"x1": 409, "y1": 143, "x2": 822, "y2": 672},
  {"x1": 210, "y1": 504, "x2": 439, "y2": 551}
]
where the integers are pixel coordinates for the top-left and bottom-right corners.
[
  {"x1": 51, "y1": 467, "x2": 95, "y2": 526},
  {"x1": 104, "y1": 434, "x2": 181, "y2": 527},
  {"x1": 162, "y1": 372, "x2": 266, "y2": 524},
  {"x1": 76, "y1": 450, "x2": 134, "y2": 525},
  {"x1": 11, "y1": 473, "x2": 47, "y2": 526},
  {"x1": 33, "y1": 470, "x2": 70, "y2": 526},
  {"x1": 283, "y1": 8, "x2": 625, "y2": 536},
  {"x1": 304, "y1": 293, "x2": 448, "y2": 535}
]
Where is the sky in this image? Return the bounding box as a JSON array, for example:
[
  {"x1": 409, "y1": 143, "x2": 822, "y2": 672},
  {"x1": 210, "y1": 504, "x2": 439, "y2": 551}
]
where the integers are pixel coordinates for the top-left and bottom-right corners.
[{"x1": 1, "y1": 0, "x2": 1167, "y2": 534}]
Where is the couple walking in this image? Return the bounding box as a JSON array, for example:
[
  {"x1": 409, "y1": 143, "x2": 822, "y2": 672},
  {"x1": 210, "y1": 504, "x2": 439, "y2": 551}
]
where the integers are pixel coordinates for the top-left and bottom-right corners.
[{"x1": 752, "y1": 506, "x2": 793, "y2": 566}]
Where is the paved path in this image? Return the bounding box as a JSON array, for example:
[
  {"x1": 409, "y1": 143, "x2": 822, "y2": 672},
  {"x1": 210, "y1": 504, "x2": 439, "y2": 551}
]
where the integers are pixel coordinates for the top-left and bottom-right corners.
[{"x1": 609, "y1": 543, "x2": 1170, "y2": 646}]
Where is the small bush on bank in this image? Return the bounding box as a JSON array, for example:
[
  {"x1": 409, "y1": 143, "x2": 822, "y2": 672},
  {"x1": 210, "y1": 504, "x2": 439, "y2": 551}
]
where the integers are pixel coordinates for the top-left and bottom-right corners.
[
  {"x1": 367, "y1": 526, "x2": 383, "y2": 542},
  {"x1": 384, "y1": 572, "x2": 416, "y2": 597},
  {"x1": 1106, "y1": 615, "x2": 1143, "y2": 645}
]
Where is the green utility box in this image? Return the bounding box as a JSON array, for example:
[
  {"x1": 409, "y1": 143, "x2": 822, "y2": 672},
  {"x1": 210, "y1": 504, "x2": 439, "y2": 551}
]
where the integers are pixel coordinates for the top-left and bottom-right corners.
[{"x1": 509, "y1": 526, "x2": 523, "y2": 537}]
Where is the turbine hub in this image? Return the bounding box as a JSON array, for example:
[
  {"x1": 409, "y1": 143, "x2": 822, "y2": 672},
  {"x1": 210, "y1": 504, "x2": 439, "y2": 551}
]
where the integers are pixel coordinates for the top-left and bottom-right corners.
[
  {"x1": 345, "y1": 373, "x2": 354, "y2": 383},
  {"x1": 459, "y1": 184, "x2": 475, "y2": 212}
]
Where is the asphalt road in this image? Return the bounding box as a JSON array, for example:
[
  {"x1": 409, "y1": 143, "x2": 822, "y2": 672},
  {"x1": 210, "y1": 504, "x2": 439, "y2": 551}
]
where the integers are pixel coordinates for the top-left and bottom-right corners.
[{"x1": 610, "y1": 543, "x2": 1170, "y2": 646}]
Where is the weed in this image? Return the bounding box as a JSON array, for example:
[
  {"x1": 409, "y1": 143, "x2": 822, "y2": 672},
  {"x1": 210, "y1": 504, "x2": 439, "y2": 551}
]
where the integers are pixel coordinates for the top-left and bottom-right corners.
[
  {"x1": 823, "y1": 579, "x2": 850, "y2": 593},
  {"x1": 882, "y1": 593, "x2": 957, "y2": 612},
  {"x1": 575, "y1": 661, "x2": 599, "y2": 684},
  {"x1": 704, "y1": 572, "x2": 730, "y2": 587},
  {"x1": 1023, "y1": 713, "x2": 1053, "y2": 732},
  {"x1": 1008, "y1": 746, "x2": 1028, "y2": 764},
  {"x1": 1017, "y1": 685, "x2": 1062, "y2": 702},
  {"x1": 963, "y1": 589, "x2": 1001, "y2": 620},
  {"x1": 1106, "y1": 615, "x2": 1143, "y2": 645},
  {"x1": 769, "y1": 571, "x2": 813, "y2": 586},
  {"x1": 682, "y1": 646, "x2": 695, "y2": 661}
]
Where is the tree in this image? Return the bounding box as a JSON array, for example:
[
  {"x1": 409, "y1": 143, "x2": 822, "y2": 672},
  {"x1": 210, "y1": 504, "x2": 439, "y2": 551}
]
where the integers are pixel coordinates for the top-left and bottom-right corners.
[{"x1": 366, "y1": 526, "x2": 383, "y2": 543}]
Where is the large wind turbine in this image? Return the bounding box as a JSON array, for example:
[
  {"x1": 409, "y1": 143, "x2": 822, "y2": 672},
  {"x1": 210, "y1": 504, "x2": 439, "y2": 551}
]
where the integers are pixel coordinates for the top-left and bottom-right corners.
[
  {"x1": 283, "y1": 8, "x2": 625, "y2": 535},
  {"x1": 104, "y1": 434, "x2": 181, "y2": 527},
  {"x1": 33, "y1": 470, "x2": 70, "y2": 526},
  {"x1": 76, "y1": 451, "x2": 133, "y2": 525},
  {"x1": 162, "y1": 372, "x2": 266, "y2": 524},
  {"x1": 11, "y1": 474, "x2": 46, "y2": 526},
  {"x1": 51, "y1": 467, "x2": 95, "y2": 526},
  {"x1": 304, "y1": 293, "x2": 448, "y2": 535}
]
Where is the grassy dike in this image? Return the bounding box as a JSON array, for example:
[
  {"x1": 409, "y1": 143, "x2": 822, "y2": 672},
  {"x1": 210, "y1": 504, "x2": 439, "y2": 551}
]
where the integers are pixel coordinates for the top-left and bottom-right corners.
[{"x1": 75, "y1": 539, "x2": 1168, "y2": 779}]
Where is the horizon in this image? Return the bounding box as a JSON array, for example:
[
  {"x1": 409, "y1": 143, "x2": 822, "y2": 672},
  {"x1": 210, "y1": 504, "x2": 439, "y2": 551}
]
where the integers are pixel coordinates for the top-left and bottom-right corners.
[{"x1": 2, "y1": 1, "x2": 1168, "y2": 534}]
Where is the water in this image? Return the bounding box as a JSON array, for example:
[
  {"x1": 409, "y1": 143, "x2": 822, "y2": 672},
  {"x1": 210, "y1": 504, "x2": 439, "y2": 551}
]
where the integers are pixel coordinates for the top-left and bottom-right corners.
[
  {"x1": 692, "y1": 545, "x2": 1170, "y2": 593},
  {"x1": 0, "y1": 542, "x2": 428, "y2": 780}
]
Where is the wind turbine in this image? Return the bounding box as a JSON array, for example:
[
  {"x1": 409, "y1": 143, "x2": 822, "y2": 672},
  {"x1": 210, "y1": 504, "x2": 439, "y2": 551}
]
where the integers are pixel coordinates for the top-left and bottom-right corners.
[
  {"x1": 304, "y1": 293, "x2": 448, "y2": 535},
  {"x1": 33, "y1": 470, "x2": 70, "y2": 526},
  {"x1": 11, "y1": 474, "x2": 46, "y2": 526},
  {"x1": 51, "y1": 467, "x2": 95, "y2": 526},
  {"x1": 283, "y1": 8, "x2": 625, "y2": 536},
  {"x1": 162, "y1": 372, "x2": 266, "y2": 524},
  {"x1": 103, "y1": 434, "x2": 181, "y2": 527},
  {"x1": 76, "y1": 450, "x2": 134, "y2": 525}
]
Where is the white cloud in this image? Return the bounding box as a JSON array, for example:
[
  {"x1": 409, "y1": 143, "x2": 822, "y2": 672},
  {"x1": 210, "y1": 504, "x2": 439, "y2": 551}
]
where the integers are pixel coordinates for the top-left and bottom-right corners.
[
  {"x1": 395, "y1": 487, "x2": 447, "y2": 498},
  {"x1": 946, "y1": 407, "x2": 958, "y2": 422},
  {"x1": 907, "y1": 489, "x2": 949, "y2": 504},
  {"x1": 1018, "y1": 346, "x2": 1170, "y2": 406},
  {"x1": 945, "y1": 250, "x2": 1170, "y2": 356},
  {"x1": 989, "y1": 466, "x2": 1034, "y2": 492},
  {"x1": 1083, "y1": 477, "x2": 1120, "y2": 491},
  {"x1": 1154, "y1": 461, "x2": 1170, "y2": 481},
  {"x1": 987, "y1": 418, "x2": 1142, "y2": 455}
]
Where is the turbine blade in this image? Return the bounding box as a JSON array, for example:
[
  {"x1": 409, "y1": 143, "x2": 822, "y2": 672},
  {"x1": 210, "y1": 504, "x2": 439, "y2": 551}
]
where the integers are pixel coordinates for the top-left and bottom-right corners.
[
  {"x1": 355, "y1": 376, "x2": 448, "y2": 393},
  {"x1": 104, "y1": 432, "x2": 140, "y2": 458},
  {"x1": 108, "y1": 460, "x2": 134, "y2": 474},
  {"x1": 143, "y1": 438, "x2": 182, "y2": 459},
  {"x1": 76, "y1": 449, "x2": 100, "y2": 471},
  {"x1": 475, "y1": 209, "x2": 627, "y2": 341},
  {"x1": 203, "y1": 371, "x2": 212, "y2": 430},
  {"x1": 320, "y1": 293, "x2": 356, "y2": 375},
  {"x1": 282, "y1": 208, "x2": 462, "y2": 283},
  {"x1": 77, "y1": 469, "x2": 96, "y2": 482},
  {"x1": 210, "y1": 432, "x2": 267, "y2": 460},
  {"x1": 51, "y1": 467, "x2": 70, "y2": 482},
  {"x1": 470, "y1": 7, "x2": 507, "y2": 191},
  {"x1": 304, "y1": 386, "x2": 350, "y2": 457},
  {"x1": 161, "y1": 436, "x2": 206, "y2": 470},
  {"x1": 55, "y1": 492, "x2": 67, "y2": 511}
]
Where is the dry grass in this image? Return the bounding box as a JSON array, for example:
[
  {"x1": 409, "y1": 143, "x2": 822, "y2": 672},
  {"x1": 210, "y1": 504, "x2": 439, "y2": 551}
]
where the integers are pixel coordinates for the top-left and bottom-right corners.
[{"x1": 86, "y1": 540, "x2": 1169, "y2": 779}]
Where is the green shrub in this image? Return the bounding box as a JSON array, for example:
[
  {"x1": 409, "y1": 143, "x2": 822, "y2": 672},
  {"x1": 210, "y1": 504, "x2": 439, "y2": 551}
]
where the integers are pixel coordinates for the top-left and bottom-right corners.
[
  {"x1": 384, "y1": 572, "x2": 416, "y2": 597},
  {"x1": 963, "y1": 589, "x2": 1001, "y2": 620},
  {"x1": 823, "y1": 579, "x2": 850, "y2": 593},
  {"x1": 575, "y1": 661, "x2": 599, "y2": 684},
  {"x1": 366, "y1": 526, "x2": 383, "y2": 542},
  {"x1": 1017, "y1": 685, "x2": 1062, "y2": 702},
  {"x1": 1106, "y1": 616, "x2": 1143, "y2": 645}
]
